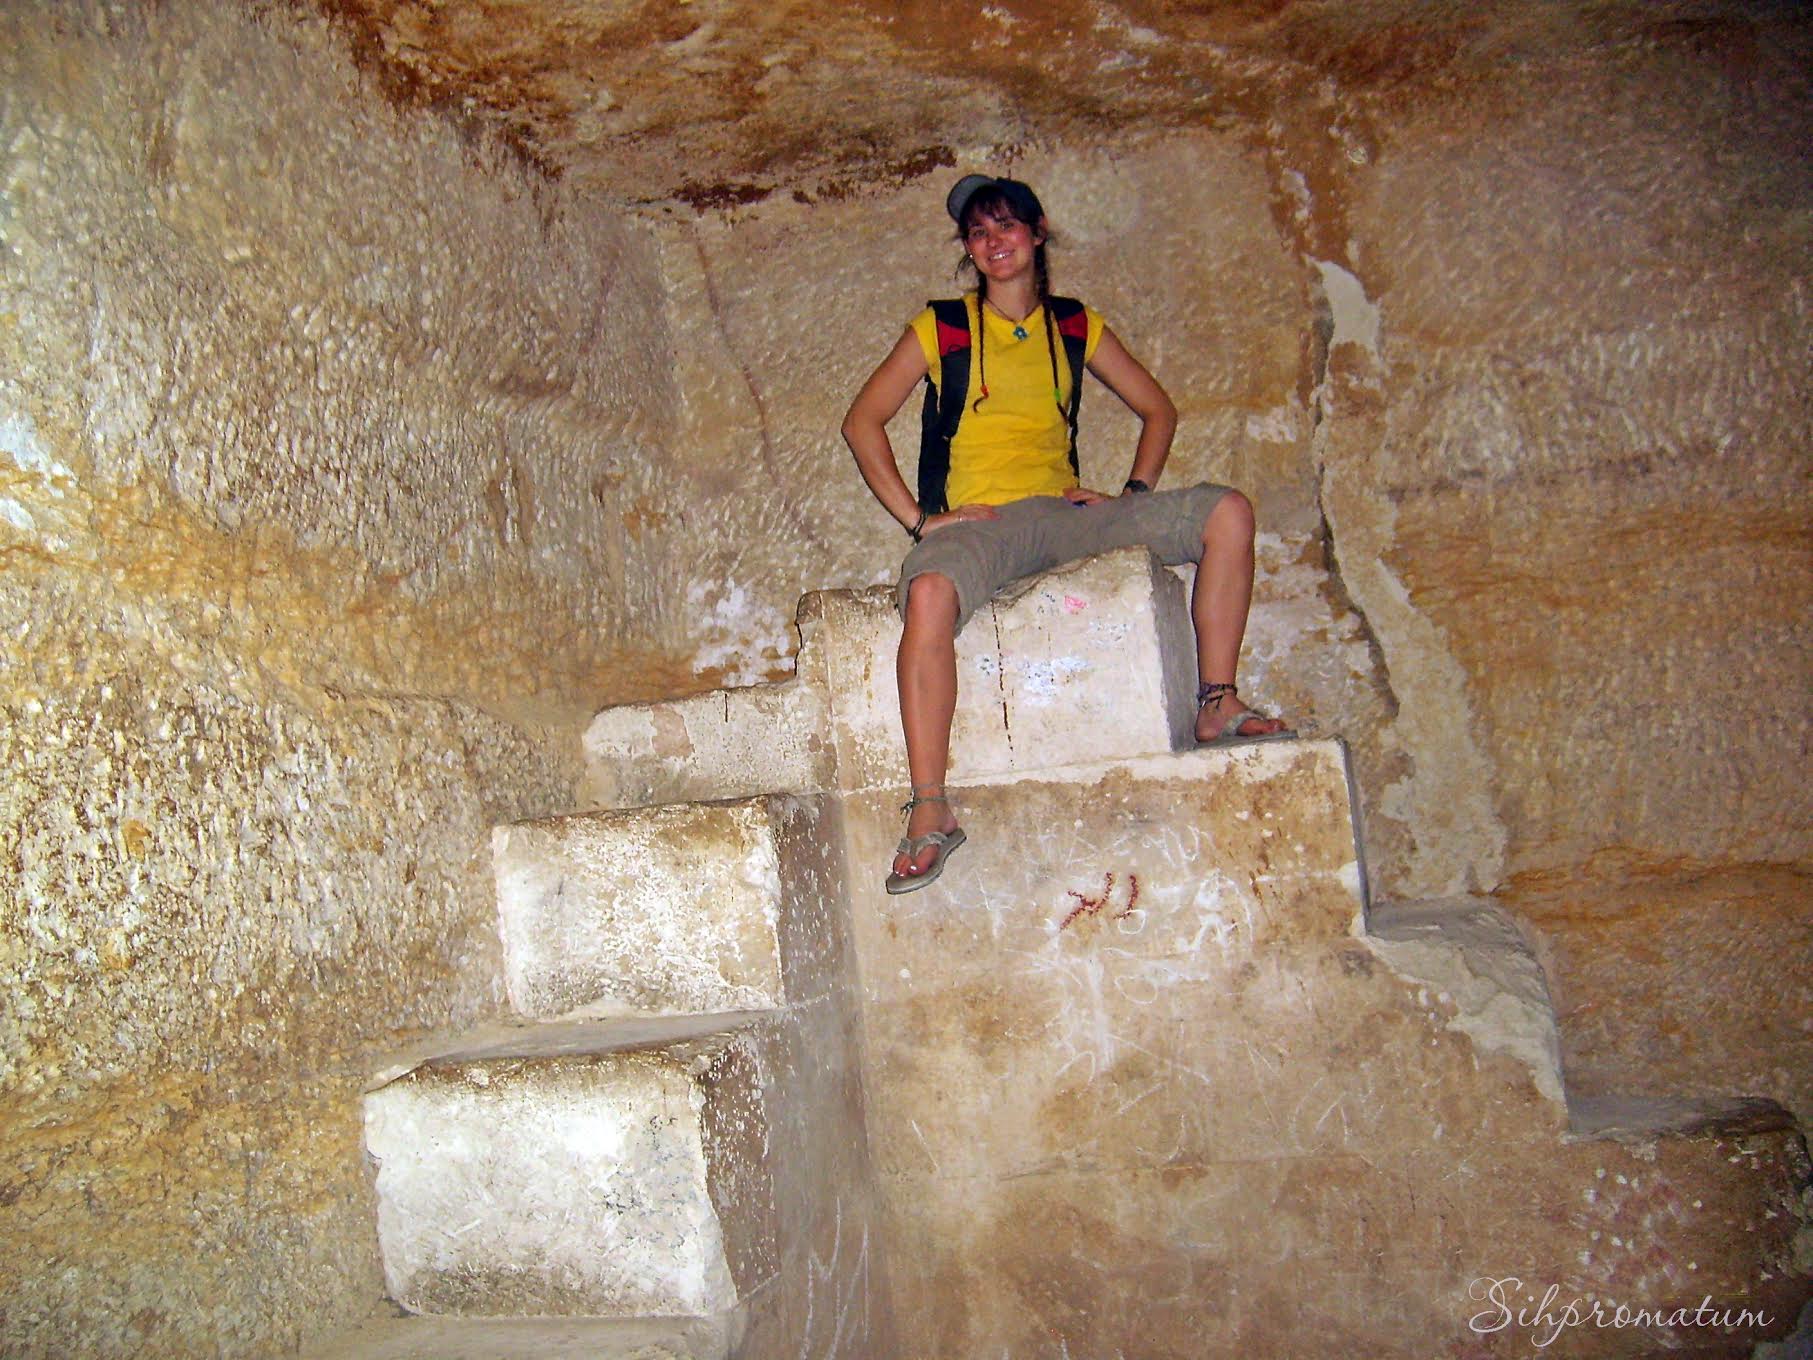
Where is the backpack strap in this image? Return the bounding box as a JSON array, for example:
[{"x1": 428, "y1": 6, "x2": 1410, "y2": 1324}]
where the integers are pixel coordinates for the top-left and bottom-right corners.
[
  {"x1": 917, "y1": 297, "x2": 971, "y2": 516},
  {"x1": 1049, "y1": 295, "x2": 1089, "y2": 478}
]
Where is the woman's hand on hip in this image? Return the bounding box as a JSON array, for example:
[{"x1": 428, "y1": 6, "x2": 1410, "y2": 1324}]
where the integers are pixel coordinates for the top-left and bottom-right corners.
[
  {"x1": 1063, "y1": 486, "x2": 1111, "y2": 506},
  {"x1": 925, "y1": 503, "x2": 1002, "y2": 535}
]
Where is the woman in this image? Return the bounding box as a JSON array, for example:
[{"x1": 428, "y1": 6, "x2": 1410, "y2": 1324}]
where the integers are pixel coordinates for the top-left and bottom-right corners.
[{"x1": 841, "y1": 174, "x2": 1289, "y2": 894}]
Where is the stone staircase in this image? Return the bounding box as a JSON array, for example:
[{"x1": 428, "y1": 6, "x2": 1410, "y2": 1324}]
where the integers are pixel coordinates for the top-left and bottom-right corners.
[
  {"x1": 313, "y1": 787, "x2": 883, "y2": 1358},
  {"x1": 313, "y1": 548, "x2": 1808, "y2": 1359}
]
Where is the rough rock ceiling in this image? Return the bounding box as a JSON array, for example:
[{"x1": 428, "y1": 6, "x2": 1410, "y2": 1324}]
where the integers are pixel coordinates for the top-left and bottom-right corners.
[{"x1": 309, "y1": 0, "x2": 1774, "y2": 208}]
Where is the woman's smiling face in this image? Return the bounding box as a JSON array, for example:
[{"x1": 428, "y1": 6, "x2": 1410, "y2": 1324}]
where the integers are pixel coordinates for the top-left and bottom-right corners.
[{"x1": 963, "y1": 208, "x2": 1044, "y2": 282}]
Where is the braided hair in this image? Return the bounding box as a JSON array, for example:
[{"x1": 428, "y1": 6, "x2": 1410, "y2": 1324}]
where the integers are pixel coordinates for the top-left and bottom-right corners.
[{"x1": 955, "y1": 182, "x2": 1070, "y2": 422}]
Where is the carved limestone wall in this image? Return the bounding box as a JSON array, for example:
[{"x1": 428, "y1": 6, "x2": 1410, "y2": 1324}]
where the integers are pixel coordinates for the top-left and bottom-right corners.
[{"x1": 1, "y1": 3, "x2": 679, "y2": 1355}]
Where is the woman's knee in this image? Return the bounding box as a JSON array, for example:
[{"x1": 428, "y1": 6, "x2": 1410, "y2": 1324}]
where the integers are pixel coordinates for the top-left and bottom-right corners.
[
  {"x1": 1203, "y1": 488, "x2": 1256, "y2": 545},
  {"x1": 903, "y1": 571, "x2": 960, "y2": 631}
]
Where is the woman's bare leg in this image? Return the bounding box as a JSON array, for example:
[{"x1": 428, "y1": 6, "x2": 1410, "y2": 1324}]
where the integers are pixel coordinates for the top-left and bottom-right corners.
[
  {"x1": 896, "y1": 572, "x2": 963, "y2": 876},
  {"x1": 1192, "y1": 490, "x2": 1287, "y2": 741}
]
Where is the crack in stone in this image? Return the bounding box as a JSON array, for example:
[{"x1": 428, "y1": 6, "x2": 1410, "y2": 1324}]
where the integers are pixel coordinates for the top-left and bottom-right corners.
[{"x1": 990, "y1": 605, "x2": 1012, "y2": 756}]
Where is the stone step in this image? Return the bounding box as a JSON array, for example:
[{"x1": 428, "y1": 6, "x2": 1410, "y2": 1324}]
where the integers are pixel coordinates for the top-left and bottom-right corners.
[
  {"x1": 580, "y1": 651, "x2": 832, "y2": 814},
  {"x1": 814, "y1": 548, "x2": 1198, "y2": 792},
  {"x1": 492, "y1": 793, "x2": 843, "y2": 1021},
  {"x1": 582, "y1": 547, "x2": 1203, "y2": 809},
  {"x1": 842, "y1": 740, "x2": 1370, "y2": 1185},
  {"x1": 363, "y1": 1013, "x2": 776, "y2": 1092},
  {"x1": 370, "y1": 781, "x2": 888, "y2": 1350},
  {"x1": 1364, "y1": 896, "x2": 1564, "y2": 1106},
  {"x1": 580, "y1": 536, "x2": 1390, "y2": 815},
  {"x1": 363, "y1": 996, "x2": 889, "y2": 1353},
  {"x1": 846, "y1": 738, "x2": 1367, "y2": 964},
  {"x1": 364, "y1": 1049, "x2": 741, "y2": 1320},
  {"x1": 1565, "y1": 1091, "x2": 1798, "y2": 1140},
  {"x1": 303, "y1": 1311, "x2": 738, "y2": 1359}
]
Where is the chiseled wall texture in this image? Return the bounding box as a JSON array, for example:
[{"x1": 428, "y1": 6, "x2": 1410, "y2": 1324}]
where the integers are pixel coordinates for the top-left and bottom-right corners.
[
  {"x1": 0, "y1": 3, "x2": 686, "y2": 1355},
  {"x1": 1319, "y1": 33, "x2": 1812, "y2": 1120}
]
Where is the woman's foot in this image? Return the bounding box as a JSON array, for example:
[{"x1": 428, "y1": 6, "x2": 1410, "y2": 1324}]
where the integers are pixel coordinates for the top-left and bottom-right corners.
[
  {"x1": 886, "y1": 788, "x2": 967, "y2": 894},
  {"x1": 1195, "y1": 682, "x2": 1291, "y2": 744}
]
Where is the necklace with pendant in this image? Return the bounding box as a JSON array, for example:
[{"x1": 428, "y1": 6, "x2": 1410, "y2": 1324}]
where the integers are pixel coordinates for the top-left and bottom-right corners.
[{"x1": 986, "y1": 300, "x2": 1032, "y2": 342}]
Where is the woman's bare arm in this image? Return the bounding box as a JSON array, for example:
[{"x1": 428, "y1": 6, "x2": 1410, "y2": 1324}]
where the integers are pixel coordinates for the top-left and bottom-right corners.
[
  {"x1": 842, "y1": 329, "x2": 934, "y2": 532},
  {"x1": 1085, "y1": 326, "x2": 1178, "y2": 492},
  {"x1": 842, "y1": 328, "x2": 1001, "y2": 533}
]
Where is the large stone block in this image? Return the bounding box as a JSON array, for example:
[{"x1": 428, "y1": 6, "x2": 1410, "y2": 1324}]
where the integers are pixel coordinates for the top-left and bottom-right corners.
[
  {"x1": 361, "y1": 1002, "x2": 892, "y2": 1354},
  {"x1": 843, "y1": 739, "x2": 1374, "y2": 1183},
  {"x1": 492, "y1": 795, "x2": 842, "y2": 1020},
  {"x1": 580, "y1": 677, "x2": 832, "y2": 812},
  {"x1": 843, "y1": 742, "x2": 1366, "y2": 987},
  {"x1": 364, "y1": 1054, "x2": 737, "y2": 1318},
  {"x1": 813, "y1": 548, "x2": 1198, "y2": 792}
]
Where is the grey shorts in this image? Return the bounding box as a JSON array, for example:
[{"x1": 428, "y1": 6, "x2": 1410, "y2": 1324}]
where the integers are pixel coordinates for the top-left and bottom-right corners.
[{"x1": 897, "y1": 482, "x2": 1232, "y2": 632}]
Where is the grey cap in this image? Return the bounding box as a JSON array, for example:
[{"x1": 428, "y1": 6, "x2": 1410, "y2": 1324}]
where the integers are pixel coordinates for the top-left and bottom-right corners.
[{"x1": 945, "y1": 174, "x2": 1000, "y2": 222}]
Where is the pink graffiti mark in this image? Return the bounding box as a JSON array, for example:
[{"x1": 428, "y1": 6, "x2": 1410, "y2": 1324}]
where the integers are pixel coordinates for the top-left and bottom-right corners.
[
  {"x1": 1059, "y1": 872, "x2": 1141, "y2": 931},
  {"x1": 1062, "y1": 594, "x2": 1089, "y2": 614}
]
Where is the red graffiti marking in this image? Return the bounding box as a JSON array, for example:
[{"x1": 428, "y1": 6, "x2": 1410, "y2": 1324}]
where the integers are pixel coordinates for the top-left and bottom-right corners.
[
  {"x1": 1060, "y1": 873, "x2": 1112, "y2": 930},
  {"x1": 1059, "y1": 872, "x2": 1141, "y2": 931}
]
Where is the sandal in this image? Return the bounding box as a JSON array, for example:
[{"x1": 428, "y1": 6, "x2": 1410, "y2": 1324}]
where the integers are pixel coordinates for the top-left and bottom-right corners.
[
  {"x1": 884, "y1": 788, "x2": 967, "y2": 895},
  {"x1": 1195, "y1": 682, "x2": 1296, "y2": 747}
]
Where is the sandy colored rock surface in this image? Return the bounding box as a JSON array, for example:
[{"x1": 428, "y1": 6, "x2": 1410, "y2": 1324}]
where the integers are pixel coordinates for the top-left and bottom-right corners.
[
  {"x1": 878, "y1": 1131, "x2": 1808, "y2": 1358},
  {"x1": 1316, "y1": 40, "x2": 1813, "y2": 1113}
]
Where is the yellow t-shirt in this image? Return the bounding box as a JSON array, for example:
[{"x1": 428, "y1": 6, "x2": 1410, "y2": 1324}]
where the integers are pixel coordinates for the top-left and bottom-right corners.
[{"x1": 909, "y1": 295, "x2": 1106, "y2": 508}]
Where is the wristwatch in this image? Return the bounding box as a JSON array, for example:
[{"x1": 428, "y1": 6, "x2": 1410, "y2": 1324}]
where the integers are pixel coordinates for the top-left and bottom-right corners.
[{"x1": 1122, "y1": 478, "x2": 1151, "y2": 494}]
